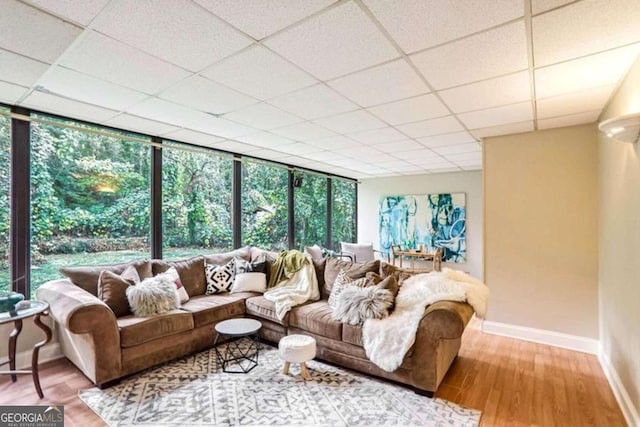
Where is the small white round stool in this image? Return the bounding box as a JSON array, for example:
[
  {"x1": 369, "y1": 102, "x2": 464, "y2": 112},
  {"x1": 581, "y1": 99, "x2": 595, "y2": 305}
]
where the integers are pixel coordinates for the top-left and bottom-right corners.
[{"x1": 278, "y1": 334, "x2": 316, "y2": 380}]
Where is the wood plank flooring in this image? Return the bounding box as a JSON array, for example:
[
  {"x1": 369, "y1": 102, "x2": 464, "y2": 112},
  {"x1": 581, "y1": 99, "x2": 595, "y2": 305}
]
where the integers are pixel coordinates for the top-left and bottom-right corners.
[{"x1": 0, "y1": 320, "x2": 627, "y2": 426}]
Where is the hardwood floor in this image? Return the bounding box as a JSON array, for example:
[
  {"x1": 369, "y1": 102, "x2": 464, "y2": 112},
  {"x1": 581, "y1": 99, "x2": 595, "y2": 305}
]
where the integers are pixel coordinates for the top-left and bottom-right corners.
[{"x1": 0, "y1": 320, "x2": 627, "y2": 426}]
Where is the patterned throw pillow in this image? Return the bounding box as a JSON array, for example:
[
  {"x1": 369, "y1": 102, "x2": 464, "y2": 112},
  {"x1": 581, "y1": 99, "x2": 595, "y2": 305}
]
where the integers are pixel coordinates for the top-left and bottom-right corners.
[
  {"x1": 205, "y1": 259, "x2": 236, "y2": 294},
  {"x1": 328, "y1": 269, "x2": 367, "y2": 309}
]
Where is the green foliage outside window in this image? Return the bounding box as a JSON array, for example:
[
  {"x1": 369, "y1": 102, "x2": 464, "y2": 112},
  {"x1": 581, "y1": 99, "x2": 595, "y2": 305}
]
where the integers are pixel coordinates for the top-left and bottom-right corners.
[
  {"x1": 331, "y1": 179, "x2": 357, "y2": 249},
  {"x1": 0, "y1": 111, "x2": 10, "y2": 293},
  {"x1": 294, "y1": 171, "x2": 327, "y2": 249}
]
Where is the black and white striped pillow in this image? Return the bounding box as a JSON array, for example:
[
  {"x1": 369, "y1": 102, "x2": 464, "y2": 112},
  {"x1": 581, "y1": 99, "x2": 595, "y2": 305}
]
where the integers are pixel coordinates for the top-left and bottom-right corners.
[{"x1": 205, "y1": 259, "x2": 236, "y2": 294}]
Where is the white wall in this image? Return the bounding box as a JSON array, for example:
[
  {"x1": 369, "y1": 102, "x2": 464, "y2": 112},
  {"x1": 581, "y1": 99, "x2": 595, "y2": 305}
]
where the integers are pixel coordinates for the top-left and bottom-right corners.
[{"x1": 357, "y1": 171, "x2": 483, "y2": 279}]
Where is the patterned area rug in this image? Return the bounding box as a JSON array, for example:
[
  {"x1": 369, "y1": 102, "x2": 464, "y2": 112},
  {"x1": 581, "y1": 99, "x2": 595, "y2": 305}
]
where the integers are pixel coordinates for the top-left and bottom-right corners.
[{"x1": 79, "y1": 339, "x2": 481, "y2": 426}]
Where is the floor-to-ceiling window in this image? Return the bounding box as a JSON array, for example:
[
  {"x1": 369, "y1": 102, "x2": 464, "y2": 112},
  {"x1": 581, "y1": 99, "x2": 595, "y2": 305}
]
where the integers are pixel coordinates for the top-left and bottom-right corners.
[
  {"x1": 0, "y1": 108, "x2": 10, "y2": 293},
  {"x1": 162, "y1": 143, "x2": 233, "y2": 258},
  {"x1": 331, "y1": 178, "x2": 357, "y2": 249},
  {"x1": 241, "y1": 160, "x2": 288, "y2": 251},
  {"x1": 29, "y1": 115, "x2": 151, "y2": 296},
  {"x1": 294, "y1": 171, "x2": 327, "y2": 249}
]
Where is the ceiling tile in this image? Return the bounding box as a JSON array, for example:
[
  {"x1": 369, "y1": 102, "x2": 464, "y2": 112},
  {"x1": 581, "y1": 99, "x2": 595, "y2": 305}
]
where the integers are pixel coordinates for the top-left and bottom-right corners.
[
  {"x1": 359, "y1": 151, "x2": 393, "y2": 163},
  {"x1": 127, "y1": 97, "x2": 213, "y2": 127},
  {"x1": 458, "y1": 102, "x2": 533, "y2": 129},
  {"x1": 305, "y1": 136, "x2": 362, "y2": 150},
  {"x1": 392, "y1": 148, "x2": 440, "y2": 160},
  {"x1": 26, "y1": 0, "x2": 110, "y2": 25},
  {"x1": 418, "y1": 132, "x2": 477, "y2": 148},
  {"x1": 208, "y1": 140, "x2": 262, "y2": 153},
  {"x1": 60, "y1": 31, "x2": 191, "y2": 95},
  {"x1": 432, "y1": 142, "x2": 481, "y2": 155},
  {"x1": 302, "y1": 151, "x2": 348, "y2": 162},
  {"x1": 369, "y1": 158, "x2": 410, "y2": 168},
  {"x1": 314, "y1": 110, "x2": 387, "y2": 133},
  {"x1": 267, "y1": 84, "x2": 358, "y2": 120},
  {"x1": 193, "y1": 0, "x2": 334, "y2": 40},
  {"x1": 347, "y1": 127, "x2": 408, "y2": 144},
  {"x1": 327, "y1": 59, "x2": 429, "y2": 107},
  {"x1": 224, "y1": 103, "x2": 302, "y2": 130},
  {"x1": 159, "y1": 76, "x2": 258, "y2": 115},
  {"x1": 444, "y1": 152, "x2": 483, "y2": 163},
  {"x1": 244, "y1": 148, "x2": 290, "y2": 160},
  {"x1": 270, "y1": 121, "x2": 337, "y2": 141},
  {"x1": 531, "y1": 0, "x2": 574, "y2": 15},
  {"x1": 372, "y1": 139, "x2": 424, "y2": 153},
  {"x1": 340, "y1": 145, "x2": 386, "y2": 158},
  {"x1": 0, "y1": 81, "x2": 28, "y2": 104},
  {"x1": 264, "y1": 1, "x2": 398, "y2": 80},
  {"x1": 411, "y1": 158, "x2": 455, "y2": 168},
  {"x1": 364, "y1": 0, "x2": 524, "y2": 53},
  {"x1": 537, "y1": 110, "x2": 600, "y2": 129},
  {"x1": 439, "y1": 71, "x2": 531, "y2": 113},
  {"x1": 428, "y1": 166, "x2": 462, "y2": 174},
  {"x1": 275, "y1": 155, "x2": 317, "y2": 167},
  {"x1": 202, "y1": 45, "x2": 317, "y2": 100},
  {"x1": 162, "y1": 128, "x2": 224, "y2": 145},
  {"x1": 0, "y1": 49, "x2": 49, "y2": 87},
  {"x1": 0, "y1": 1, "x2": 82, "y2": 63},
  {"x1": 104, "y1": 114, "x2": 178, "y2": 136},
  {"x1": 533, "y1": 0, "x2": 640, "y2": 67},
  {"x1": 470, "y1": 120, "x2": 535, "y2": 138},
  {"x1": 20, "y1": 91, "x2": 118, "y2": 122},
  {"x1": 92, "y1": 0, "x2": 252, "y2": 71},
  {"x1": 236, "y1": 132, "x2": 295, "y2": 149},
  {"x1": 534, "y1": 44, "x2": 640, "y2": 98},
  {"x1": 411, "y1": 21, "x2": 527, "y2": 89},
  {"x1": 187, "y1": 115, "x2": 257, "y2": 138},
  {"x1": 396, "y1": 115, "x2": 465, "y2": 138},
  {"x1": 323, "y1": 156, "x2": 362, "y2": 167},
  {"x1": 38, "y1": 67, "x2": 148, "y2": 110},
  {"x1": 368, "y1": 94, "x2": 450, "y2": 125},
  {"x1": 537, "y1": 85, "x2": 614, "y2": 119},
  {"x1": 275, "y1": 143, "x2": 322, "y2": 156}
]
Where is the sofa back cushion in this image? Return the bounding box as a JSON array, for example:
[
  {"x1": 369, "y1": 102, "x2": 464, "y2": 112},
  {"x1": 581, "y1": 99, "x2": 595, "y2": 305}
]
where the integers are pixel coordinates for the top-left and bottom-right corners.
[
  {"x1": 98, "y1": 267, "x2": 139, "y2": 317},
  {"x1": 249, "y1": 247, "x2": 278, "y2": 262},
  {"x1": 60, "y1": 259, "x2": 152, "y2": 296},
  {"x1": 204, "y1": 246, "x2": 251, "y2": 266},
  {"x1": 322, "y1": 257, "x2": 379, "y2": 300},
  {"x1": 152, "y1": 256, "x2": 205, "y2": 297},
  {"x1": 379, "y1": 262, "x2": 432, "y2": 285}
]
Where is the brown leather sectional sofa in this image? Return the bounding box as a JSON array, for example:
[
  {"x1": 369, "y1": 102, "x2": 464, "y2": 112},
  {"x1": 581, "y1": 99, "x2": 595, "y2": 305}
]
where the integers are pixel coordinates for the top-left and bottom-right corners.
[{"x1": 36, "y1": 246, "x2": 474, "y2": 396}]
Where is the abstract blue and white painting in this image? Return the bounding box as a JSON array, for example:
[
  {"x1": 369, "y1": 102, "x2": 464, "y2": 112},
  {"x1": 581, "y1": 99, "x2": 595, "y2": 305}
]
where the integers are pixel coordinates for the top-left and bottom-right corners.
[{"x1": 379, "y1": 193, "x2": 466, "y2": 263}]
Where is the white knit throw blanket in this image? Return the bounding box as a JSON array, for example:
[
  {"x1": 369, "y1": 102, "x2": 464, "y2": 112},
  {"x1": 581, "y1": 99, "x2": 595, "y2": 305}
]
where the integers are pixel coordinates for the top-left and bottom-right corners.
[
  {"x1": 362, "y1": 268, "x2": 489, "y2": 372},
  {"x1": 263, "y1": 260, "x2": 320, "y2": 321}
]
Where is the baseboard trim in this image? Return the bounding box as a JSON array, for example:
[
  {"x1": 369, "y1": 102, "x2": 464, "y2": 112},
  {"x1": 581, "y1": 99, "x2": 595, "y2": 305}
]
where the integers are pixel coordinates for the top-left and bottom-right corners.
[
  {"x1": 481, "y1": 320, "x2": 599, "y2": 354},
  {"x1": 12, "y1": 342, "x2": 63, "y2": 370},
  {"x1": 598, "y1": 349, "x2": 640, "y2": 427}
]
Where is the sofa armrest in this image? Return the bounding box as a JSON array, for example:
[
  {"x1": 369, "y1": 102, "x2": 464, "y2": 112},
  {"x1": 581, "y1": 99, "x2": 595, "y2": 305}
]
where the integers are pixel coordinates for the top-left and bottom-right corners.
[{"x1": 420, "y1": 300, "x2": 474, "y2": 340}]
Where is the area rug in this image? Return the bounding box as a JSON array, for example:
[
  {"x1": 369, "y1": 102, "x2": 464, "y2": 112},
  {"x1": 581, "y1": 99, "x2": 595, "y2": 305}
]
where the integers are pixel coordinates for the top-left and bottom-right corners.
[{"x1": 79, "y1": 339, "x2": 481, "y2": 426}]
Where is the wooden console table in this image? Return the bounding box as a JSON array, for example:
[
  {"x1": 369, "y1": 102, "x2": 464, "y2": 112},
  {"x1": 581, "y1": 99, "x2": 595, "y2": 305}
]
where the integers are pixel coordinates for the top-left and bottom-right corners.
[
  {"x1": 391, "y1": 246, "x2": 443, "y2": 271},
  {"x1": 0, "y1": 300, "x2": 52, "y2": 398}
]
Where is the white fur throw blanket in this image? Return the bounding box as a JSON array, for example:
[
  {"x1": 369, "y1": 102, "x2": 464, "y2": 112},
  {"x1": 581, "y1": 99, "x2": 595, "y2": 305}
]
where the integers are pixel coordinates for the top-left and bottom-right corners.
[
  {"x1": 362, "y1": 268, "x2": 489, "y2": 372},
  {"x1": 263, "y1": 257, "x2": 320, "y2": 320}
]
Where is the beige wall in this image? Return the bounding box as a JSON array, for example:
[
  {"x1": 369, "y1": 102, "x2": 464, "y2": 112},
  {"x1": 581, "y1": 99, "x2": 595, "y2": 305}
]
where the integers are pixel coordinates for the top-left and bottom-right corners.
[
  {"x1": 484, "y1": 124, "x2": 599, "y2": 338},
  {"x1": 357, "y1": 171, "x2": 483, "y2": 278},
  {"x1": 598, "y1": 58, "x2": 640, "y2": 418}
]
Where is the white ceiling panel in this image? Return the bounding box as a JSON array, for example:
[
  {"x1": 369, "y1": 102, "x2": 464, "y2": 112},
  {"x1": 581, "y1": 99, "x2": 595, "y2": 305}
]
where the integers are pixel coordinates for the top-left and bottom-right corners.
[
  {"x1": 276, "y1": 155, "x2": 317, "y2": 167},
  {"x1": 537, "y1": 85, "x2": 614, "y2": 119},
  {"x1": 372, "y1": 139, "x2": 424, "y2": 153},
  {"x1": 159, "y1": 76, "x2": 258, "y2": 115},
  {"x1": 305, "y1": 136, "x2": 362, "y2": 150},
  {"x1": 418, "y1": 132, "x2": 477, "y2": 148},
  {"x1": 275, "y1": 142, "x2": 322, "y2": 156},
  {"x1": 323, "y1": 156, "x2": 363, "y2": 167},
  {"x1": 0, "y1": 1, "x2": 81, "y2": 63},
  {"x1": 162, "y1": 128, "x2": 224, "y2": 145},
  {"x1": 439, "y1": 71, "x2": 531, "y2": 113},
  {"x1": 224, "y1": 103, "x2": 302, "y2": 130},
  {"x1": 202, "y1": 45, "x2": 317, "y2": 100},
  {"x1": 444, "y1": 152, "x2": 483, "y2": 163},
  {"x1": 411, "y1": 21, "x2": 528, "y2": 89},
  {"x1": 20, "y1": 91, "x2": 118, "y2": 122},
  {"x1": 534, "y1": 44, "x2": 640, "y2": 99},
  {"x1": 244, "y1": 148, "x2": 290, "y2": 160},
  {"x1": 393, "y1": 148, "x2": 440, "y2": 160},
  {"x1": 314, "y1": 109, "x2": 387, "y2": 134},
  {"x1": 340, "y1": 145, "x2": 387, "y2": 158},
  {"x1": 533, "y1": 0, "x2": 640, "y2": 67},
  {"x1": 0, "y1": 49, "x2": 49, "y2": 87},
  {"x1": 25, "y1": 0, "x2": 110, "y2": 26},
  {"x1": 458, "y1": 102, "x2": 533, "y2": 129},
  {"x1": 0, "y1": 81, "x2": 28, "y2": 104},
  {"x1": 531, "y1": 0, "x2": 575, "y2": 15},
  {"x1": 193, "y1": 0, "x2": 335, "y2": 40},
  {"x1": 236, "y1": 131, "x2": 295, "y2": 149},
  {"x1": 358, "y1": 151, "x2": 394, "y2": 163},
  {"x1": 426, "y1": 166, "x2": 461, "y2": 174},
  {"x1": 537, "y1": 110, "x2": 600, "y2": 129},
  {"x1": 270, "y1": 121, "x2": 337, "y2": 141},
  {"x1": 92, "y1": 0, "x2": 252, "y2": 72},
  {"x1": 368, "y1": 94, "x2": 449, "y2": 125},
  {"x1": 104, "y1": 114, "x2": 178, "y2": 136},
  {"x1": 267, "y1": 84, "x2": 357, "y2": 120},
  {"x1": 127, "y1": 97, "x2": 212, "y2": 127},
  {"x1": 347, "y1": 126, "x2": 407, "y2": 144},
  {"x1": 38, "y1": 67, "x2": 148, "y2": 110},
  {"x1": 327, "y1": 59, "x2": 429, "y2": 107},
  {"x1": 264, "y1": 1, "x2": 398, "y2": 80},
  {"x1": 368, "y1": 159, "x2": 410, "y2": 168},
  {"x1": 187, "y1": 115, "x2": 257, "y2": 138},
  {"x1": 364, "y1": 0, "x2": 524, "y2": 53},
  {"x1": 302, "y1": 150, "x2": 348, "y2": 162},
  {"x1": 61, "y1": 31, "x2": 192, "y2": 95},
  {"x1": 432, "y1": 143, "x2": 481, "y2": 155},
  {"x1": 411, "y1": 159, "x2": 455, "y2": 169},
  {"x1": 396, "y1": 115, "x2": 464, "y2": 138},
  {"x1": 470, "y1": 120, "x2": 534, "y2": 138},
  {"x1": 208, "y1": 140, "x2": 262, "y2": 152}
]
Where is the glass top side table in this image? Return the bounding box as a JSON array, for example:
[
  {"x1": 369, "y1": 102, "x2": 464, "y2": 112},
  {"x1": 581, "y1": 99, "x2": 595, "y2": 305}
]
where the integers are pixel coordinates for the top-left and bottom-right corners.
[{"x1": 0, "y1": 300, "x2": 52, "y2": 398}]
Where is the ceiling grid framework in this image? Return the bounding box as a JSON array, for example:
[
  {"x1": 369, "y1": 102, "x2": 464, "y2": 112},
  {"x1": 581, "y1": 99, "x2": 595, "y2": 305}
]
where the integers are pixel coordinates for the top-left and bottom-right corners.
[{"x1": 0, "y1": 0, "x2": 638, "y2": 178}]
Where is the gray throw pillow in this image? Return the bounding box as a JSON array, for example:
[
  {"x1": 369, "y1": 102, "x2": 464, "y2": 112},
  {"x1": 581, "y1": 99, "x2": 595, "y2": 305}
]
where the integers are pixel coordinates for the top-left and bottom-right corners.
[{"x1": 331, "y1": 285, "x2": 394, "y2": 325}]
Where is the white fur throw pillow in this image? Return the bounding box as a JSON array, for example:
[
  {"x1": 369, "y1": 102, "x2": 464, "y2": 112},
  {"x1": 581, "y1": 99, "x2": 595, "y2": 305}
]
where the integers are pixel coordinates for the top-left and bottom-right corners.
[
  {"x1": 328, "y1": 269, "x2": 367, "y2": 309},
  {"x1": 332, "y1": 285, "x2": 394, "y2": 325},
  {"x1": 126, "y1": 275, "x2": 179, "y2": 317}
]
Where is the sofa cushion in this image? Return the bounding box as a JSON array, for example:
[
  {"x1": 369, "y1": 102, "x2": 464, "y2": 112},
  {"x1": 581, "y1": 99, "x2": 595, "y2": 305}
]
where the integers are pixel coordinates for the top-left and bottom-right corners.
[
  {"x1": 60, "y1": 259, "x2": 152, "y2": 296},
  {"x1": 379, "y1": 262, "x2": 431, "y2": 285},
  {"x1": 245, "y1": 296, "x2": 289, "y2": 326},
  {"x1": 342, "y1": 323, "x2": 363, "y2": 347},
  {"x1": 117, "y1": 309, "x2": 194, "y2": 348},
  {"x1": 152, "y1": 256, "x2": 205, "y2": 297},
  {"x1": 322, "y1": 258, "x2": 380, "y2": 299},
  {"x1": 98, "y1": 267, "x2": 139, "y2": 317},
  {"x1": 179, "y1": 294, "x2": 246, "y2": 328},
  {"x1": 204, "y1": 246, "x2": 251, "y2": 266},
  {"x1": 289, "y1": 301, "x2": 342, "y2": 340},
  {"x1": 249, "y1": 247, "x2": 278, "y2": 262}
]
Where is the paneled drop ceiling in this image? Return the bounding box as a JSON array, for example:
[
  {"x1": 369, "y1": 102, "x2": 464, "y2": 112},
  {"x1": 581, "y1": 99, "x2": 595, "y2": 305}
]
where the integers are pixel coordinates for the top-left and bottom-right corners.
[{"x1": 1, "y1": 0, "x2": 639, "y2": 179}]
